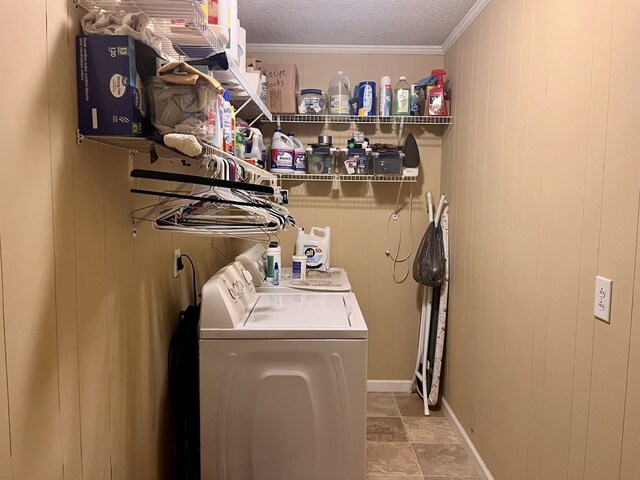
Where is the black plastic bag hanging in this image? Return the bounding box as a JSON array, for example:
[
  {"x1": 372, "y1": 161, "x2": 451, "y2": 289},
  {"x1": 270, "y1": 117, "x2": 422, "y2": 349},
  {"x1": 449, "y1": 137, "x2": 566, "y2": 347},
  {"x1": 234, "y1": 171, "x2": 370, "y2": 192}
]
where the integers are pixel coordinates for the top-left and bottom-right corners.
[{"x1": 413, "y1": 221, "x2": 446, "y2": 286}]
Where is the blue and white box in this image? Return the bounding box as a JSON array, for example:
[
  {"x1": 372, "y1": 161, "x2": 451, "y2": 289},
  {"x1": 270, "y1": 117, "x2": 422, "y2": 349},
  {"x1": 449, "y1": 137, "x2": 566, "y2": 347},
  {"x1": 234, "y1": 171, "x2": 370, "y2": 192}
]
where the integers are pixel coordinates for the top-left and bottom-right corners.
[{"x1": 76, "y1": 35, "x2": 161, "y2": 136}]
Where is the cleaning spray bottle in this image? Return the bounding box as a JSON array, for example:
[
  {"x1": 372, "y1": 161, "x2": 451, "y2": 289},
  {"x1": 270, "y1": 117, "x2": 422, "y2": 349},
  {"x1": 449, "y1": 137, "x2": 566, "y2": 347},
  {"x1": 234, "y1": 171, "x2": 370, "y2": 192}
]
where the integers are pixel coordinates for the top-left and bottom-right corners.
[
  {"x1": 427, "y1": 69, "x2": 448, "y2": 116},
  {"x1": 295, "y1": 227, "x2": 331, "y2": 271}
]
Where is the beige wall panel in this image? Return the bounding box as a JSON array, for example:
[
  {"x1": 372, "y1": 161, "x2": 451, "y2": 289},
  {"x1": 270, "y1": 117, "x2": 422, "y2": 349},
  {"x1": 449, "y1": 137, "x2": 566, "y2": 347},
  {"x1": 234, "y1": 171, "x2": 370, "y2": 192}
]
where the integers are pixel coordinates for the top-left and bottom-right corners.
[
  {"x1": 486, "y1": 0, "x2": 528, "y2": 476},
  {"x1": 47, "y1": 2, "x2": 84, "y2": 478},
  {"x1": 444, "y1": 26, "x2": 477, "y2": 427},
  {"x1": 584, "y1": 0, "x2": 640, "y2": 477},
  {"x1": 0, "y1": 230, "x2": 12, "y2": 478},
  {"x1": 444, "y1": 0, "x2": 640, "y2": 478},
  {"x1": 102, "y1": 153, "x2": 137, "y2": 480},
  {"x1": 521, "y1": 0, "x2": 552, "y2": 478},
  {"x1": 620, "y1": 210, "x2": 640, "y2": 479},
  {"x1": 466, "y1": 7, "x2": 491, "y2": 454},
  {"x1": 0, "y1": 0, "x2": 64, "y2": 478},
  {"x1": 566, "y1": 1, "x2": 611, "y2": 478},
  {"x1": 73, "y1": 143, "x2": 112, "y2": 480},
  {"x1": 538, "y1": 0, "x2": 595, "y2": 477}
]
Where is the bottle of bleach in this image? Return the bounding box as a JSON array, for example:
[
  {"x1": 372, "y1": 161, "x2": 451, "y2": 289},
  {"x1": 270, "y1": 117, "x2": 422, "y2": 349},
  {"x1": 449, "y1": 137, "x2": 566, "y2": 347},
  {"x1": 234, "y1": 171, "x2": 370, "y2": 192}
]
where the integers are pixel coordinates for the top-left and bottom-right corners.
[
  {"x1": 270, "y1": 129, "x2": 295, "y2": 173},
  {"x1": 296, "y1": 227, "x2": 331, "y2": 271},
  {"x1": 287, "y1": 133, "x2": 307, "y2": 174}
]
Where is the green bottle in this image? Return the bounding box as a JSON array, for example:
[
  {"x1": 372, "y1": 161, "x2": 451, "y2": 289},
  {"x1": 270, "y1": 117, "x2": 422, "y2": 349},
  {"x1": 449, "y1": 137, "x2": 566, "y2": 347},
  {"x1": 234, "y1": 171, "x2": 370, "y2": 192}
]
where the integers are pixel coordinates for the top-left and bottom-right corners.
[{"x1": 393, "y1": 76, "x2": 411, "y2": 116}]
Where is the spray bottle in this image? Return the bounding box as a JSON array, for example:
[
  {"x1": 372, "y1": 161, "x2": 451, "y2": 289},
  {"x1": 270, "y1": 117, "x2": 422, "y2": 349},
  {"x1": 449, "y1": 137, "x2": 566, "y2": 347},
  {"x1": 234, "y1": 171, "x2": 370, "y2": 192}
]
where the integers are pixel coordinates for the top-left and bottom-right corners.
[{"x1": 427, "y1": 69, "x2": 448, "y2": 116}]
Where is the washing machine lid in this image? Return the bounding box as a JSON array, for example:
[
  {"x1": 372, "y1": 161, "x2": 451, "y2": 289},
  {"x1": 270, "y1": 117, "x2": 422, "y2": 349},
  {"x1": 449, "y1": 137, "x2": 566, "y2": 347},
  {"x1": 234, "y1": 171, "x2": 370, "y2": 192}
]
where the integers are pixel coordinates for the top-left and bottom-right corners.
[{"x1": 200, "y1": 292, "x2": 367, "y2": 339}]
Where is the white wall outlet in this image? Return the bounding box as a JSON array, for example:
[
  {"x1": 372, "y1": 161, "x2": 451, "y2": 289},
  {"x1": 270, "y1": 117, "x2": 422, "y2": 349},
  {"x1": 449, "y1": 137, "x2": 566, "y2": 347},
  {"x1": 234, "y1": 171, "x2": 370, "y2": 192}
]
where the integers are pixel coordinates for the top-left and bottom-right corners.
[
  {"x1": 173, "y1": 249, "x2": 181, "y2": 278},
  {"x1": 594, "y1": 276, "x2": 613, "y2": 323}
]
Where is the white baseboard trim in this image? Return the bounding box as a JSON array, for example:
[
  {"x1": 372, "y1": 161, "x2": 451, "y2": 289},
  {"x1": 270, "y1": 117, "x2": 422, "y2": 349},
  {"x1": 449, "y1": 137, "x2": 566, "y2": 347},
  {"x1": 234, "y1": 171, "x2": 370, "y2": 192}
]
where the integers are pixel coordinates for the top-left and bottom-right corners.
[
  {"x1": 367, "y1": 380, "x2": 413, "y2": 392},
  {"x1": 441, "y1": 397, "x2": 495, "y2": 480}
]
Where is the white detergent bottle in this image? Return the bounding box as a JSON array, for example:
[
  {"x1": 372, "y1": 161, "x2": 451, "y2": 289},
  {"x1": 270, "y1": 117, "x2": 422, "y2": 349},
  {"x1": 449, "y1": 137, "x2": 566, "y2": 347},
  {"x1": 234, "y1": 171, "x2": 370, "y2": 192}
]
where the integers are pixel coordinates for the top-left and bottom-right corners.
[
  {"x1": 296, "y1": 226, "x2": 331, "y2": 271},
  {"x1": 287, "y1": 133, "x2": 307, "y2": 174},
  {"x1": 270, "y1": 129, "x2": 295, "y2": 173}
]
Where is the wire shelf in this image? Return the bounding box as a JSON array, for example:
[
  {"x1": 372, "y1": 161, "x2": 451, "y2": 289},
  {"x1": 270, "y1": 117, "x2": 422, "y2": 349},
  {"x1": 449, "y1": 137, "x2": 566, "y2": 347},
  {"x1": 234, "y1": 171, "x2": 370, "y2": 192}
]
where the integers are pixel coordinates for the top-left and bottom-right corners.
[
  {"x1": 75, "y1": 0, "x2": 220, "y2": 61},
  {"x1": 265, "y1": 115, "x2": 453, "y2": 125},
  {"x1": 74, "y1": 0, "x2": 272, "y2": 121},
  {"x1": 76, "y1": 133, "x2": 276, "y2": 185},
  {"x1": 276, "y1": 173, "x2": 418, "y2": 183}
]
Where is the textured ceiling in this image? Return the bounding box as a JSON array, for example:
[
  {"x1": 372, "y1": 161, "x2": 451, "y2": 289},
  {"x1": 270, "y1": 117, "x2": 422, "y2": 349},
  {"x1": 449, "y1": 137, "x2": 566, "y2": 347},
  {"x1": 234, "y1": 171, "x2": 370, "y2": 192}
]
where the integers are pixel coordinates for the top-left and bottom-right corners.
[{"x1": 238, "y1": 0, "x2": 477, "y2": 46}]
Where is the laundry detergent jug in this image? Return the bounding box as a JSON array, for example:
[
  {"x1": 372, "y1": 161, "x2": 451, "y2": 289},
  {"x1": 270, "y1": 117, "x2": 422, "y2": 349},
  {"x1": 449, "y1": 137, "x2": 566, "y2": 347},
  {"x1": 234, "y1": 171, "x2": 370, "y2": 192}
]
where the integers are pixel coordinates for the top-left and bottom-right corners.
[
  {"x1": 288, "y1": 133, "x2": 307, "y2": 174},
  {"x1": 296, "y1": 227, "x2": 331, "y2": 271},
  {"x1": 270, "y1": 129, "x2": 295, "y2": 173}
]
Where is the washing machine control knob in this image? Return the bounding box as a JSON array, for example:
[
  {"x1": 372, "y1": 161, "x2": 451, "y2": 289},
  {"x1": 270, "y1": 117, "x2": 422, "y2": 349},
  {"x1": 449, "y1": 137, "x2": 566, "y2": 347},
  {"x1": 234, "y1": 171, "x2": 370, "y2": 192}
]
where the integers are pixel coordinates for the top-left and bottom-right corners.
[
  {"x1": 233, "y1": 280, "x2": 244, "y2": 295},
  {"x1": 242, "y1": 269, "x2": 253, "y2": 285},
  {"x1": 227, "y1": 287, "x2": 237, "y2": 299}
]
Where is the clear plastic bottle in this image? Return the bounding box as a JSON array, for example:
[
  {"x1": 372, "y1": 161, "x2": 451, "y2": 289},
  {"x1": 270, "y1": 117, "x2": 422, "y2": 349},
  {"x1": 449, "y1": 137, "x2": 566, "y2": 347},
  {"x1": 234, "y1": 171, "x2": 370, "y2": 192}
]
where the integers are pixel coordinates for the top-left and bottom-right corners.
[
  {"x1": 393, "y1": 76, "x2": 411, "y2": 116},
  {"x1": 328, "y1": 71, "x2": 351, "y2": 115}
]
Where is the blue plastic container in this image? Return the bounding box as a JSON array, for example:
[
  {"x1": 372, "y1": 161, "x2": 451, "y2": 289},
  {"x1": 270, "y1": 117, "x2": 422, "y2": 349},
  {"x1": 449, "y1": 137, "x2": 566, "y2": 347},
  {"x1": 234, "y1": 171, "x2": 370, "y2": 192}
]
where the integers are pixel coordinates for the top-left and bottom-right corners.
[{"x1": 356, "y1": 81, "x2": 377, "y2": 116}]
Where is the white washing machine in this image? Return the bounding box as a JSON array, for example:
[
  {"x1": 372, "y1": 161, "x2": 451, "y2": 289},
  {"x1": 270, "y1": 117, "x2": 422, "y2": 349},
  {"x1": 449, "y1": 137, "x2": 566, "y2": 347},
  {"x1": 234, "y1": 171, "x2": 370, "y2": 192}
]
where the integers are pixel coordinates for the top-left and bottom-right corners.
[
  {"x1": 235, "y1": 243, "x2": 352, "y2": 292},
  {"x1": 199, "y1": 261, "x2": 367, "y2": 480}
]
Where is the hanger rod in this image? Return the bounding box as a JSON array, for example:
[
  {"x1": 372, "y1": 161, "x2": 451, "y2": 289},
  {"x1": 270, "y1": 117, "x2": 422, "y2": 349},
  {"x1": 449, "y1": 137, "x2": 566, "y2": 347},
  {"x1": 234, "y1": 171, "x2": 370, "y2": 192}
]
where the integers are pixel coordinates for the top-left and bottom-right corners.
[
  {"x1": 130, "y1": 189, "x2": 272, "y2": 208},
  {"x1": 130, "y1": 169, "x2": 274, "y2": 195}
]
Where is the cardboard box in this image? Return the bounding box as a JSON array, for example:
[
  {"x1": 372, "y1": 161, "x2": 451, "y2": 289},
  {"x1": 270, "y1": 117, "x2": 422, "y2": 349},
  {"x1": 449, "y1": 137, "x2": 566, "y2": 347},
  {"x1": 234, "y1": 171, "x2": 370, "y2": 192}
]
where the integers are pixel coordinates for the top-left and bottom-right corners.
[
  {"x1": 262, "y1": 63, "x2": 299, "y2": 114},
  {"x1": 76, "y1": 35, "x2": 161, "y2": 136}
]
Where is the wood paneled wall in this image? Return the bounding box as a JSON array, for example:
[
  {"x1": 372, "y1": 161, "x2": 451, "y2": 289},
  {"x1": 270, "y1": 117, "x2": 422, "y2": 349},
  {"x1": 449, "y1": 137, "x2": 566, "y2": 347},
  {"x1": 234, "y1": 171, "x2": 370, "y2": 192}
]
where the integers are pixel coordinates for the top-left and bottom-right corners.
[
  {"x1": 442, "y1": 0, "x2": 640, "y2": 478},
  {"x1": 0, "y1": 2, "x2": 229, "y2": 479},
  {"x1": 250, "y1": 51, "x2": 446, "y2": 379}
]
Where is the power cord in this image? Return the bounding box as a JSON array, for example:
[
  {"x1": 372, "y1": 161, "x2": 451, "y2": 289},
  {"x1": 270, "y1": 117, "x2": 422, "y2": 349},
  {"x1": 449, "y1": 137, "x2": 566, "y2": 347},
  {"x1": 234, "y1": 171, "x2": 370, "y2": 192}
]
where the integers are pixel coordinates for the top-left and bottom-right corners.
[
  {"x1": 177, "y1": 254, "x2": 198, "y2": 305},
  {"x1": 384, "y1": 182, "x2": 414, "y2": 284}
]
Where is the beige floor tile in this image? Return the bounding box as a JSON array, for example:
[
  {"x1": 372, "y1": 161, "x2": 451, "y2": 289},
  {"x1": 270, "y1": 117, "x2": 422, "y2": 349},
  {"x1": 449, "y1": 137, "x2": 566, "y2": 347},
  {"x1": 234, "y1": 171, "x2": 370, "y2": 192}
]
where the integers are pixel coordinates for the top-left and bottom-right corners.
[
  {"x1": 367, "y1": 416, "x2": 409, "y2": 442},
  {"x1": 366, "y1": 442, "x2": 422, "y2": 476},
  {"x1": 368, "y1": 392, "x2": 401, "y2": 417},
  {"x1": 412, "y1": 444, "x2": 478, "y2": 478},
  {"x1": 403, "y1": 417, "x2": 459, "y2": 444},
  {"x1": 394, "y1": 393, "x2": 445, "y2": 417}
]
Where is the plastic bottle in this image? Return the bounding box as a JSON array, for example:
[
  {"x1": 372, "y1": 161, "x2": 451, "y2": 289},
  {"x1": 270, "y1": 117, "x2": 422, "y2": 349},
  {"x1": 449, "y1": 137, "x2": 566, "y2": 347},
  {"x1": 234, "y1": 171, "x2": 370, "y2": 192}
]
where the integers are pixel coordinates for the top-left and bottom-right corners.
[
  {"x1": 270, "y1": 129, "x2": 295, "y2": 173},
  {"x1": 393, "y1": 76, "x2": 411, "y2": 116},
  {"x1": 379, "y1": 76, "x2": 392, "y2": 116},
  {"x1": 287, "y1": 133, "x2": 307, "y2": 174},
  {"x1": 222, "y1": 91, "x2": 234, "y2": 153},
  {"x1": 328, "y1": 71, "x2": 351, "y2": 115},
  {"x1": 291, "y1": 255, "x2": 307, "y2": 280},
  {"x1": 245, "y1": 127, "x2": 264, "y2": 165},
  {"x1": 427, "y1": 69, "x2": 448, "y2": 116},
  {"x1": 295, "y1": 226, "x2": 331, "y2": 271},
  {"x1": 266, "y1": 242, "x2": 282, "y2": 280},
  {"x1": 273, "y1": 262, "x2": 280, "y2": 286}
]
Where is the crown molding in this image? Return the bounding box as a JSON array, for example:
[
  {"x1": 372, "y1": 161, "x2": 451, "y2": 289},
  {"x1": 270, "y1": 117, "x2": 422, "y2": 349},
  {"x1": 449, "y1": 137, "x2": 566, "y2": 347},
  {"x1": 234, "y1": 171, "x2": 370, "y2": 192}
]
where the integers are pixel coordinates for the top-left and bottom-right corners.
[
  {"x1": 247, "y1": 43, "x2": 444, "y2": 55},
  {"x1": 442, "y1": 0, "x2": 491, "y2": 54}
]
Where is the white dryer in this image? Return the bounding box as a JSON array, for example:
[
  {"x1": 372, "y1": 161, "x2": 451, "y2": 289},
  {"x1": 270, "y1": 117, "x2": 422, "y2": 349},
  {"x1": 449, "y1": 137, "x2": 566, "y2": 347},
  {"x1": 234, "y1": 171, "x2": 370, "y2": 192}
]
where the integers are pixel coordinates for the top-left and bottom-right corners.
[
  {"x1": 235, "y1": 243, "x2": 352, "y2": 292},
  {"x1": 199, "y1": 261, "x2": 367, "y2": 480}
]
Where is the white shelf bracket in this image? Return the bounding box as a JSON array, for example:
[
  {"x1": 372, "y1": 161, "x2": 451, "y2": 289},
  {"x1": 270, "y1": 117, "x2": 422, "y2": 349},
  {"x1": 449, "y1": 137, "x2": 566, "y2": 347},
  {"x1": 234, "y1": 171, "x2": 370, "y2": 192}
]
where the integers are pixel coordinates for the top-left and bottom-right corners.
[
  {"x1": 277, "y1": 116, "x2": 281, "y2": 129},
  {"x1": 398, "y1": 117, "x2": 405, "y2": 144},
  {"x1": 248, "y1": 113, "x2": 264, "y2": 127},
  {"x1": 235, "y1": 97, "x2": 252, "y2": 116},
  {"x1": 76, "y1": 129, "x2": 84, "y2": 145}
]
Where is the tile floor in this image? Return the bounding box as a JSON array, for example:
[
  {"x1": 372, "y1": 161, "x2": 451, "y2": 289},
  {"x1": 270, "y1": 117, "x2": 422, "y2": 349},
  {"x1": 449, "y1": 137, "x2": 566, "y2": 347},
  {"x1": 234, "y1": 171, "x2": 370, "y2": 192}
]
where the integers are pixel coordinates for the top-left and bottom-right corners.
[{"x1": 366, "y1": 393, "x2": 479, "y2": 479}]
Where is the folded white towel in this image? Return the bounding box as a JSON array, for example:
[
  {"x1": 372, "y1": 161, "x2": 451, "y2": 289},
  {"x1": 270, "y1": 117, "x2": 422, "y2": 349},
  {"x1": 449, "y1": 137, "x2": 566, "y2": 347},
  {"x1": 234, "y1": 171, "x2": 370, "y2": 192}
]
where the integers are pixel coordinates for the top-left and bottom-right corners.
[{"x1": 81, "y1": 11, "x2": 162, "y2": 53}]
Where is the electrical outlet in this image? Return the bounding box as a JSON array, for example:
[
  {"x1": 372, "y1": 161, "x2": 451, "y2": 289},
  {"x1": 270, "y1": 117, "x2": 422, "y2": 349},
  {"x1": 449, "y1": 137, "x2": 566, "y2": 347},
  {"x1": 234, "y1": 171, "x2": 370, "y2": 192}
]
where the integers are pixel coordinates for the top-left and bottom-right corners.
[
  {"x1": 173, "y1": 249, "x2": 181, "y2": 278},
  {"x1": 594, "y1": 275, "x2": 613, "y2": 323}
]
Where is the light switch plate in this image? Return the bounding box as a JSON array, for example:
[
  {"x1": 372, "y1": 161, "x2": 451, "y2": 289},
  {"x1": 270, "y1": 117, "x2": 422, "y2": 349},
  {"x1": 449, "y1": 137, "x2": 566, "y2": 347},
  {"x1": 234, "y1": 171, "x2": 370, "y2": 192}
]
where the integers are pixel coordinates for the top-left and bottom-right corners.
[{"x1": 594, "y1": 276, "x2": 612, "y2": 323}]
